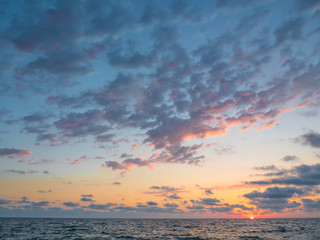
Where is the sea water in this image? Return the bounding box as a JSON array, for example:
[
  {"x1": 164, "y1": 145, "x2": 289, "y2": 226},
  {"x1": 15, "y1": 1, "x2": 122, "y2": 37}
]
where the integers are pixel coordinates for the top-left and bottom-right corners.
[{"x1": 0, "y1": 218, "x2": 319, "y2": 239}]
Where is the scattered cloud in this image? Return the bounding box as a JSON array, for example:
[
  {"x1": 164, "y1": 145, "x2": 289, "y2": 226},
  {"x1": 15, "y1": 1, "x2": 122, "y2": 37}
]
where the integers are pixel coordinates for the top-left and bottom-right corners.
[
  {"x1": 244, "y1": 186, "x2": 304, "y2": 213},
  {"x1": 296, "y1": 131, "x2": 320, "y2": 148},
  {"x1": 61, "y1": 156, "x2": 87, "y2": 165},
  {"x1": 0, "y1": 148, "x2": 32, "y2": 158},
  {"x1": 63, "y1": 202, "x2": 80, "y2": 208},
  {"x1": 281, "y1": 155, "x2": 300, "y2": 162},
  {"x1": 247, "y1": 163, "x2": 320, "y2": 186}
]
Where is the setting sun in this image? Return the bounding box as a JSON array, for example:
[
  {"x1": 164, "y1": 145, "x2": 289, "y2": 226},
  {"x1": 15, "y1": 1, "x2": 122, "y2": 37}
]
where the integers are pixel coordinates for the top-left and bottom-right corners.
[{"x1": 250, "y1": 216, "x2": 255, "y2": 220}]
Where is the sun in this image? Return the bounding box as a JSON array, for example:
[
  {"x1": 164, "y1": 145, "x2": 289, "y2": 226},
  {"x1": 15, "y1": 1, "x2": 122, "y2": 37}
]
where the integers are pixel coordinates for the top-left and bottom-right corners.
[{"x1": 250, "y1": 216, "x2": 254, "y2": 220}]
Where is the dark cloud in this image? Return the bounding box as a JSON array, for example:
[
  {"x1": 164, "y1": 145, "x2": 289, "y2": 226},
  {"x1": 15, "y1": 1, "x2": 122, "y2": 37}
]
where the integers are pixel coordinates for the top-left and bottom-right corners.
[
  {"x1": 0, "y1": 199, "x2": 11, "y2": 205},
  {"x1": 80, "y1": 197, "x2": 93, "y2": 202},
  {"x1": 195, "y1": 198, "x2": 220, "y2": 206},
  {"x1": 55, "y1": 110, "x2": 109, "y2": 138},
  {"x1": 302, "y1": 198, "x2": 320, "y2": 211},
  {"x1": 1, "y1": 0, "x2": 319, "y2": 183},
  {"x1": 146, "y1": 201, "x2": 158, "y2": 206},
  {"x1": 85, "y1": 2, "x2": 136, "y2": 37},
  {"x1": 87, "y1": 203, "x2": 117, "y2": 210},
  {"x1": 112, "y1": 182, "x2": 121, "y2": 185},
  {"x1": 274, "y1": 17, "x2": 306, "y2": 46},
  {"x1": 22, "y1": 113, "x2": 53, "y2": 123},
  {"x1": 149, "y1": 186, "x2": 181, "y2": 192},
  {"x1": 18, "y1": 196, "x2": 31, "y2": 204},
  {"x1": 247, "y1": 163, "x2": 320, "y2": 186},
  {"x1": 163, "y1": 203, "x2": 178, "y2": 208},
  {"x1": 244, "y1": 187, "x2": 304, "y2": 199},
  {"x1": 204, "y1": 189, "x2": 213, "y2": 195},
  {"x1": 167, "y1": 193, "x2": 181, "y2": 199},
  {"x1": 296, "y1": 131, "x2": 320, "y2": 148},
  {"x1": 5, "y1": 169, "x2": 26, "y2": 174},
  {"x1": 244, "y1": 187, "x2": 304, "y2": 212},
  {"x1": 253, "y1": 165, "x2": 279, "y2": 171},
  {"x1": 37, "y1": 190, "x2": 52, "y2": 194},
  {"x1": 24, "y1": 49, "x2": 93, "y2": 76},
  {"x1": 0, "y1": 148, "x2": 32, "y2": 158},
  {"x1": 31, "y1": 201, "x2": 50, "y2": 207},
  {"x1": 81, "y1": 194, "x2": 93, "y2": 198},
  {"x1": 281, "y1": 155, "x2": 299, "y2": 162},
  {"x1": 295, "y1": 0, "x2": 320, "y2": 11},
  {"x1": 119, "y1": 153, "x2": 133, "y2": 158},
  {"x1": 63, "y1": 202, "x2": 79, "y2": 207},
  {"x1": 95, "y1": 134, "x2": 115, "y2": 143},
  {"x1": 107, "y1": 47, "x2": 155, "y2": 69}
]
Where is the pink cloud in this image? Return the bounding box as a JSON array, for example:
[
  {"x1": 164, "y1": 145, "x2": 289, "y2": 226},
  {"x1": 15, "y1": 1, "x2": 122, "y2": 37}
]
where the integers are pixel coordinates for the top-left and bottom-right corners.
[
  {"x1": 257, "y1": 120, "x2": 279, "y2": 131},
  {"x1": 0, "y1": 148, "x2": 32, "y2": 158},
  {"x1": 61, "y1": 156, "x2": 87, "y2": 165},
  {"x1": 130, "y1": 144, "x2": 139, "y2": 151}
]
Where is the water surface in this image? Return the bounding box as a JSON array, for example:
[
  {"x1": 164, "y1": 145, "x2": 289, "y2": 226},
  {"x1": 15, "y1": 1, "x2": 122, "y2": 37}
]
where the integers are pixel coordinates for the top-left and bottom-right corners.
[{"x1": 0, "y1": 218, "x2": 319, "y2": 239}]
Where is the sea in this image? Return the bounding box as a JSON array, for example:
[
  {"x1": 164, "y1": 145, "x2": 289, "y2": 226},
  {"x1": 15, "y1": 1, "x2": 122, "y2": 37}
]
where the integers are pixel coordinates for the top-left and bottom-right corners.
[{"x1": 0, "y1": 218, "x2": 319, "y2": 239}]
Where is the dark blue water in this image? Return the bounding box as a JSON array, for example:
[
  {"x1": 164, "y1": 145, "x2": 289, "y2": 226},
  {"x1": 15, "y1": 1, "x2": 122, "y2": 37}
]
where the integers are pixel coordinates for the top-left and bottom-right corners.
[{"x1": 0, "y1": 218, "x2": 319, "y2": 239}]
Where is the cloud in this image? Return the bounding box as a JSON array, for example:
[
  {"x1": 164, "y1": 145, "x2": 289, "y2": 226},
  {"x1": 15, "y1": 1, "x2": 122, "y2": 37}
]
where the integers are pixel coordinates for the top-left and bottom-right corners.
[
  {"x1": 295, "y1": 0, "x2": 320, "y2": 12},
  {"x1": 5, "y1": 169, "x2": 26, "y2": 174},
  {"x1": 0, "y1": 199, "x2": 11, "y2": 205},
  {"x1": 204, "y1": 189, "x2": 213, "y2": 195},
  {"x1": 112, "y1": 182, "x2": 121, "y2": 185},
  {"x1": 296, "y1": 131, "x2": 320, "y2": 148},
  {"x1": 95, "y1": 134, "x2": 115, "y2": 143},
  {"x1": 80, "y1": 198, "x2": 93, "y2": 203},
  {"x1": 37, "y1": 190, "x2": 52, "y2": 194},
  {"x1": 31, "y1": 201, "x2": 50, "y2": 207},
  {"x1": 253, "y1": 165, "x2": 279, "y2": 171},
  {"x1": 0, "y1": 148, "x2": 32, "y2": 158},
  {"x1": 244, "y1": 187, "x2": 304, "y2": 199},
  {"x1": 102, "y1": 157, "x2": 151, "y2": 174},
  {"x1": 302, "y1": 198, "x2": 320, "y2": 212},
  {"x1": 63, "y1": 202, "x2": 79, "y2": 208},
  {"x1": 163, "y1": 203, "x2": 178, "y2": 208},
  {"x1": 1, "y1": 0, "x2": 319, "y2": 183},
  {"x1": 119, "y1": 153, "x2": 133, "y2": 158},
  {"x1": 149, "y1": 186, "x2": 181, "y2": 193},
  {"x1": 198, "y1": 198, "x2": 221, "y2": 206},
  {"x1": 281, "y1": 155, "x2": 300, "y2": 162},
  {"x1": 28, "y1": 159, "x2": 55, "y2": 165},
  {"x1": 55, "y1": 110, "x2": 109, "y2": 138},
  {"x1": 244, "y1": 186, "x2": 304, "y2": 212},
  {"x1": 167, "y1": 193, "x2": 181, "y2": 199},
  {"x1": 247, "y1": 163, "x2": 320, "y2": 186},
  {"x1": 5, "y1": 169, "x2": 49, "y2": 175},
  {"x1": 274, "y1": 17, "x2": 306, "y2": 46},
  {"x1": 62, "y1": 156, "x2": 87, "y2": 165},
  {"x1": 81, "y1": 194, "x2": 93, "y2": 198},
  {"x1": 257, "y1": 120, "x2": 278, "y2": 130},
  {"x1": 146, "y1": 201, "x2": 158, "y2": 206},
  {"x1": 86, "y1": 203, "x2": 117, "y2": 211}
]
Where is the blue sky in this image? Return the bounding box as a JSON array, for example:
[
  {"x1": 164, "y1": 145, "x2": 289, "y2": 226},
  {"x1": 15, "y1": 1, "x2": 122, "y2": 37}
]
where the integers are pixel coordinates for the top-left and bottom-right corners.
[{"x1": 0, "y1": 0, "x2": 320, "y2": 218}]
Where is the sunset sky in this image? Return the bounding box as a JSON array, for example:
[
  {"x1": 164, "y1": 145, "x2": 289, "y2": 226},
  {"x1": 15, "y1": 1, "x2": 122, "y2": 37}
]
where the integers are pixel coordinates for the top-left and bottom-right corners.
[{"x1": 1, "y1": 0, "x2": 320, "y2": 218}]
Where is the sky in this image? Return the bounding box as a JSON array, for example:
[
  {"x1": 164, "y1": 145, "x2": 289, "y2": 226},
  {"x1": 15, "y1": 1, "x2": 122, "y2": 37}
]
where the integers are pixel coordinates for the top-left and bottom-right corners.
[{"x1": 0, "y1": 0, "x2": 320, "y2": 218}]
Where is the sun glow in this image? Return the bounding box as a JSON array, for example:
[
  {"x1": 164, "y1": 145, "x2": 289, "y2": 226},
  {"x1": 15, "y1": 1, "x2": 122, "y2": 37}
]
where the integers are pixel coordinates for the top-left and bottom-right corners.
[{"x1": 250, "y1": 216, "x2": 254, "y2": 220}]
